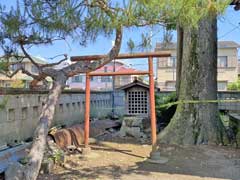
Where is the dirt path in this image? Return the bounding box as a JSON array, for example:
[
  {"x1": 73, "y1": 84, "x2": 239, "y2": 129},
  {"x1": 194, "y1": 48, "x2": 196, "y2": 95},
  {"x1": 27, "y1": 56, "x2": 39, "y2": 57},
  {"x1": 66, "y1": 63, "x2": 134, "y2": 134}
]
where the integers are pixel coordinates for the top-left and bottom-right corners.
[{"x1": 38, "y1": 137, "x2": 240, "y2": 180}]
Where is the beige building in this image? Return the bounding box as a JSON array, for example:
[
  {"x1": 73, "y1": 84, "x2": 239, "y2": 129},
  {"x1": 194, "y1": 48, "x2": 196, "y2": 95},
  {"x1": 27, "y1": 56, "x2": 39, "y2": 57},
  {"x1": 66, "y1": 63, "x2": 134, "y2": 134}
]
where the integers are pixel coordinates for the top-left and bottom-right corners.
[
  {"x1": 155, "y1": 41, "x2": 240, "y2": 91},
  {"x1": 0, "y1": 56, "x2": 47, "y2": 88}
]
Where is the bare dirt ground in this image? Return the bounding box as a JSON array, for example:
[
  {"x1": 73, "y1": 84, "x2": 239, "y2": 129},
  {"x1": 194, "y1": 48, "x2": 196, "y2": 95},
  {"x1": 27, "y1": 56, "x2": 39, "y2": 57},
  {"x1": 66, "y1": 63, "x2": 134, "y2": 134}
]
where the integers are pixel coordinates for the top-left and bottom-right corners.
[{"x1": 38, "y1": 135, "x2": 240, "y2": 180}]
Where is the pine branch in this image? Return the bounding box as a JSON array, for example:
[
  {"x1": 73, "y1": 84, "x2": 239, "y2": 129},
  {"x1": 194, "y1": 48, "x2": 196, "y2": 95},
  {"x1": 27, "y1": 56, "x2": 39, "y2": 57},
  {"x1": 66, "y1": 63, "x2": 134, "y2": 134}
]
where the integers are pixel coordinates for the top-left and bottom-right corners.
[
  {"x1": 88, "y1": 26, "x2": 122, "y2": 70},
  {"x1": 62, "y1": 26, "x2": 122, "y2": 77},
  {"x1": 85, "y1": 0, "x2": 116, "y2": 18},
  {"x1": 41, "y1": 55, "x2": 68, "y2": 68},
  {"x1": 20, "y1": 43, "x2": 40, "y2": 68}
]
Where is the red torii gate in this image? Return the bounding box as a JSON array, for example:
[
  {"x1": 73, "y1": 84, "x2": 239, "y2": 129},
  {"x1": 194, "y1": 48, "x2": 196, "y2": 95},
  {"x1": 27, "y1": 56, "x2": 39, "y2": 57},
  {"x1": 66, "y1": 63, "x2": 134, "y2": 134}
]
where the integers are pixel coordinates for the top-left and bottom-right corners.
[{"x1": 71, "y1": 51, "x2": 171, "y2": 152}]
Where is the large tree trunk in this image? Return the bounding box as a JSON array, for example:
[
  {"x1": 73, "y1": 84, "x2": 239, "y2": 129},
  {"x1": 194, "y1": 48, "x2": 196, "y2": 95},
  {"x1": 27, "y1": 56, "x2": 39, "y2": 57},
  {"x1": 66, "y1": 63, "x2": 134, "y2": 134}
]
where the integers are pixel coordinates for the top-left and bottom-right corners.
[
  {"x1": 158, "y1": 13, "x2": 224, "y2": 145},
  {"x1": 176, "y1": 24, "x2": 183, "y2": 98},
  {"x1": 5, "y1": 74, "x2": 67, "y2": 180}
]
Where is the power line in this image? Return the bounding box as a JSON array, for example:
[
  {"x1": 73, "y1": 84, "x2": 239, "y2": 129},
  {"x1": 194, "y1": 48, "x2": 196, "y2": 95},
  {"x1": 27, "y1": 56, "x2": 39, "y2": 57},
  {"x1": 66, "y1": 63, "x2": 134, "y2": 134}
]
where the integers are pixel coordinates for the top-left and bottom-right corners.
[
  {"x1": 226, "y1": 18, "x2": 240, "y2": 30},
  {"x1": 219, "y1": 22, "x2": 240, "y2": 39}
]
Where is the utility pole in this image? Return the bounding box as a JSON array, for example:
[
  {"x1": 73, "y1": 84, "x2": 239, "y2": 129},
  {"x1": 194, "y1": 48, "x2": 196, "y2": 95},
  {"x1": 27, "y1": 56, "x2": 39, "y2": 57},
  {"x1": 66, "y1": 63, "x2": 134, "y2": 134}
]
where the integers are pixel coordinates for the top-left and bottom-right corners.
[{"x1": 111, "y1": 41, "x2": 116, "y2": 118}]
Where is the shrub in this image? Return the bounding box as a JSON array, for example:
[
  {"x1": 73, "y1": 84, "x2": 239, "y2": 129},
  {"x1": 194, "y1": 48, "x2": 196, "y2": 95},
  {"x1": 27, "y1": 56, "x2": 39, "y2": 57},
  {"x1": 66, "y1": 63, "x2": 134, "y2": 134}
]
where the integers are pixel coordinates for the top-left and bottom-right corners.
[
  {"x1": 227, "y1": 78, "x2": 240, "y2": 91},
  {"x1": 155, "y1": 92, "x2": 177, "y2": 130}
]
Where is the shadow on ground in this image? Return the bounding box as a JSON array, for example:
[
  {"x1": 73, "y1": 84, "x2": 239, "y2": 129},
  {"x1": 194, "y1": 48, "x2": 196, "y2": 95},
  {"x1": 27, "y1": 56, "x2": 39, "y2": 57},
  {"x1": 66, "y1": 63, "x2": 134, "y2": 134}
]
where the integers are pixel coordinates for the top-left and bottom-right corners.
[{"x1": 38, "y1": 136, "x2": 240, "y2": 180}]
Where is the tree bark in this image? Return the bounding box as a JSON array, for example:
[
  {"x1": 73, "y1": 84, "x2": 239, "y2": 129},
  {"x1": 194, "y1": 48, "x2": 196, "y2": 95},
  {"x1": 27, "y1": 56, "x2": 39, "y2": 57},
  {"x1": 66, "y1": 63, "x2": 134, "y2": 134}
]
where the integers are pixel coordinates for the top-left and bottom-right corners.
[
  {"x1": 176, "y1": 24, "x2": 183, "y2": 98},
  {"x1": 158, "y1": 13, "x2": 224, "y2": 145}
]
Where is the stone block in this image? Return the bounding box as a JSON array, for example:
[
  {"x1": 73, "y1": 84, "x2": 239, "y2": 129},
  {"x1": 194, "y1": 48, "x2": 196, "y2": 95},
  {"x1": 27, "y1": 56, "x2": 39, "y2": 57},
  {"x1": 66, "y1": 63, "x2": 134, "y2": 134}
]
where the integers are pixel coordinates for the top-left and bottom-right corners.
[
  {"x1": 125, "y1": 127, "x2": 142, "y2": 138},
  {"x1": 119, "y1": 125, "x2": 145, "y2": 139},
  {"x1": 123, "y1": 116, "x2": 143, "y2": 127}
]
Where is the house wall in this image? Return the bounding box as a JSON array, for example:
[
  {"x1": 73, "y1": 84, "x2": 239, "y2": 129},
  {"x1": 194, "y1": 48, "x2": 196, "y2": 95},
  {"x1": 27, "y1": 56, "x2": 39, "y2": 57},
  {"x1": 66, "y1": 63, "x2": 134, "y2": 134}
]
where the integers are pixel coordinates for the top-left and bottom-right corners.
[
  {"x1": 69, "y1": 76, "x2": 113, "y2": 90},
  {"x1": 68, "y1": 75, "x2": 135, "y2": 90},
  {"x1": 157, "y1": 50, "x2": 177, "y2": 90},
  {"x1": 157, "y1": 48, "x2": 238, "y2": 91},
  {"x1": 217, "y1": 48, "x2": 238, "y2": 85},
  {"x1": 0, "y1": 62, "x2": 39, "y2": 88},
  {"x1": 68, "y1": 61, "x2": 135, "y2": 90}
]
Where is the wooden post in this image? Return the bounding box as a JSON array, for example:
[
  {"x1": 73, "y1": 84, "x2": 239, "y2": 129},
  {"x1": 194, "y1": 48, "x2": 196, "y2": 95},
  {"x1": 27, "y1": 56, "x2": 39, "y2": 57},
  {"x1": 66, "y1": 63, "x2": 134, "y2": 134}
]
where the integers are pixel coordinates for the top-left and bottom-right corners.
[
  {"x1": 148, "y1": 56, "x2": 157, "y2": 151},
  {"x1": 84, "y1": 73, "x2": 91, "y2": 147}
]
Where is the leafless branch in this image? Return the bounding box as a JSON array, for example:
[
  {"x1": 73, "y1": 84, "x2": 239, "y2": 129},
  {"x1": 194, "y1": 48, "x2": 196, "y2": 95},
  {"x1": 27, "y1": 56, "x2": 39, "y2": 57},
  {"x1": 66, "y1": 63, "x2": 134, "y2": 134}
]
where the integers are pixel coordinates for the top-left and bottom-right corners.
[
  {"x1": 25, "y1": 37, "x2": 63, "y2": 49},
  {"x1": 48, "y1": 54, "x2": 67, "y2": 60},
  {"x1": 41, "y1": 55, "x2": 68, "y2": 68}
]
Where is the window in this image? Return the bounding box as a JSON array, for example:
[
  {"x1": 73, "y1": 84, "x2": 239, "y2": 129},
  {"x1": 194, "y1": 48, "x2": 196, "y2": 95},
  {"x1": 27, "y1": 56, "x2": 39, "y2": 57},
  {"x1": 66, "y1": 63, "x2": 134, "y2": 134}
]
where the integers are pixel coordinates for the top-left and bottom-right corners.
[
  {"x1": 104, "y1": 66, "x2": 108, "y2": 72},
  {"x1": 10, "y1": 63, "x2": 25, "y2": 71},
  {"x1": 5, "y1": 83, "x2": 11, "y2": 88},
  {"x1": 167, "y1": 57, "x2": 176, "y2": 67},
  {"x1": 25, "y1": 81, "x2": 30, "y2": 88},
  {"x1": 101, "y1": 76, "x2": 111, "y2": 82},
  {"x1": 31, "y1": 65, "x2": 39, "y2": 73},
  {"x1": 72, "y1": 75, "x2": 82, "y2": 83},
  {"x1": 218, "y1": 56, "x2": 228, "y2": 68},
  {"x1": 217, "y1": 82, "x2": 227, "y2": 91}
]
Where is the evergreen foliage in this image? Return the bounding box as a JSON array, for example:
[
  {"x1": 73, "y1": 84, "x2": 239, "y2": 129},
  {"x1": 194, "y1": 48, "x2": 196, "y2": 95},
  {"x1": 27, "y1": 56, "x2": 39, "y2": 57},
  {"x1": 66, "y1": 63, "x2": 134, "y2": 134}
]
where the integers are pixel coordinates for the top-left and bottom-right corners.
[{"x1": 227, "y1": 78, "x2": 240, "y2": 91}]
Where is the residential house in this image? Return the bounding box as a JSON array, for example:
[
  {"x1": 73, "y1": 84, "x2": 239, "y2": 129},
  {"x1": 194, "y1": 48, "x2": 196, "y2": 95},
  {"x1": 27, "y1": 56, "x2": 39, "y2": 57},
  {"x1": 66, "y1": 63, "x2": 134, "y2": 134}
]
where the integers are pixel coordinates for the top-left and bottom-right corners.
[
  {"x1": 0, "y1": 55, "x2": 48, "y2": 88},
  {"x1": 68, "y1": 61, "x2": 140, "y2": 90},
  {"x1": 155, "y1": 41, "x2": 240, "y2": 91}
]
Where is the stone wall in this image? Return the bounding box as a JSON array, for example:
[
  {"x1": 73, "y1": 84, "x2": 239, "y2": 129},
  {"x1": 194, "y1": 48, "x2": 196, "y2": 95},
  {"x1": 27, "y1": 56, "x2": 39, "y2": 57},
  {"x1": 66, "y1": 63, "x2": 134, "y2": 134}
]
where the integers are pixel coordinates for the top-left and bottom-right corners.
[{"x1": 0, "y1": 90, "x2": 114, "y2": 147}]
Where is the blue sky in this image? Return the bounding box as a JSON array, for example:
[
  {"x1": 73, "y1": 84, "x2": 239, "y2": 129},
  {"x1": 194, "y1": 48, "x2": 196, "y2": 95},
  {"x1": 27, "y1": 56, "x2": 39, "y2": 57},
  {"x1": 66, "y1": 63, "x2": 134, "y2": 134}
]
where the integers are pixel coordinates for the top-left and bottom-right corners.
[{"x1": 1, "y1": 1, "x2": 240, "y2": 71}]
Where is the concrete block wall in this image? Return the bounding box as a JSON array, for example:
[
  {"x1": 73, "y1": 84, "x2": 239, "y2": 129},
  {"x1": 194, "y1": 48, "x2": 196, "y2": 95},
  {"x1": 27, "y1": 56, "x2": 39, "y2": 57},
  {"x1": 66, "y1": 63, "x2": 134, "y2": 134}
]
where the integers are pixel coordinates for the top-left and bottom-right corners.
[
  {"x1": 1, "y1": 89, "x2": 239, "y2": 147},
  {"x1": 113, "y1": 91, "x2": 126, "y2": 115},
  {"x1": 218, "y1": 91, "x2": 240, "y2": 111},
  {"x1": 0, "y1": 90, "x2": 113, "y2": 147}
]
